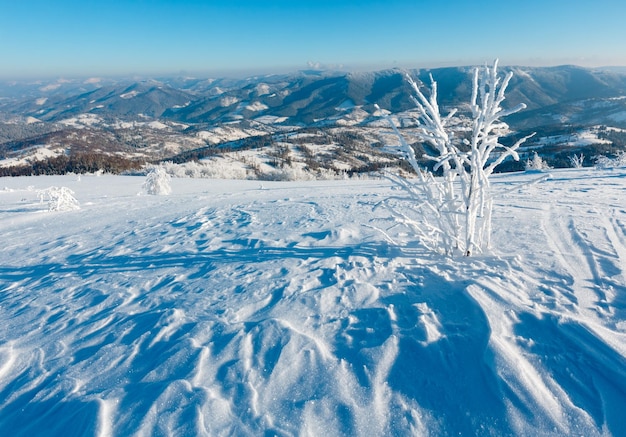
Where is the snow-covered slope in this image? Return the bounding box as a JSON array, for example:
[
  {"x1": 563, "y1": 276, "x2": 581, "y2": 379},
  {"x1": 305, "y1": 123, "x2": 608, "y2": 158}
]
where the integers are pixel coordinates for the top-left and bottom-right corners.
[{"x1": 1, "y1": 169, "x2": 625, "y2": 436}]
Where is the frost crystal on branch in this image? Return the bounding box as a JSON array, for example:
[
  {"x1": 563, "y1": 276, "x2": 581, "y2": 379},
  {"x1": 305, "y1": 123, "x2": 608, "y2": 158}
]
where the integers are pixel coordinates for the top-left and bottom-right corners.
[{"x1": 382, "y1": 60, "x2": 534, "y2": 256}]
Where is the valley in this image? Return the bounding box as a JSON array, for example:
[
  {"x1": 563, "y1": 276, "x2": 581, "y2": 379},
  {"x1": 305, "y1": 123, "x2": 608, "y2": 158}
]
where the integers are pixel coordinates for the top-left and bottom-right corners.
[{"x1": 2, "y1": 65, "x2": 626, "y2": 178}]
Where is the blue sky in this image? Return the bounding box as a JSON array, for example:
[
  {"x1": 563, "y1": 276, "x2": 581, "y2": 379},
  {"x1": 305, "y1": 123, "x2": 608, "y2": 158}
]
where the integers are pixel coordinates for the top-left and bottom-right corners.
[{"x1": 1, "y1": 0, "x2": 625, "y2": 78}]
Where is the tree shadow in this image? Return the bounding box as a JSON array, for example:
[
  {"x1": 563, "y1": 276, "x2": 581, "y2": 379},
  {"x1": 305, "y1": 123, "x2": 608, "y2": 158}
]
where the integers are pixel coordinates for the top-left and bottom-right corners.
[
  {"x1": 340, "y1": 264, "x2": 512, "y2": 435},
  {"x1": 0, "y1": 386, "x2": 100, "y2": 437},
  {"x1": 514, "y1": 312, "x2": 626, "y2": 436}
]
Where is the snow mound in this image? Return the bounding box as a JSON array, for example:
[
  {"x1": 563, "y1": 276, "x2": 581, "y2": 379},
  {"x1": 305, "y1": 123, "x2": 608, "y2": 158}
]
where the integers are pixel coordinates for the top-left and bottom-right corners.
[{"x1": 1, "y1": 169, "x2": 625, "y2": 436}]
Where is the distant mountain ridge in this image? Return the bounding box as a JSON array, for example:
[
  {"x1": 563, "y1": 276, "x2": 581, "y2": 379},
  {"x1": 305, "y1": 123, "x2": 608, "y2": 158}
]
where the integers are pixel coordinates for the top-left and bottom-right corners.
[
  {"x1": 3, "y1": 65, "x2": 626, "y2": 128},
  {"x1": 2, "y1": 64, "x2": 626, "y2": 177}
]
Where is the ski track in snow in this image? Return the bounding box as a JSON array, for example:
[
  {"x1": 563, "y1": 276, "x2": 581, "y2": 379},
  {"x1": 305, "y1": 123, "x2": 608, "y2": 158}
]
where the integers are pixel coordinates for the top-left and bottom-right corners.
[{"x1": 0, "y1": 169, "x2": 625, "y2": 436}]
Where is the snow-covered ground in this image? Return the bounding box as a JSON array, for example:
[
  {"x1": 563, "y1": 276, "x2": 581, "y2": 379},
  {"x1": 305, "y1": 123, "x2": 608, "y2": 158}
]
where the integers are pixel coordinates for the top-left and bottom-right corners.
[
  {"x1": 0, "y1": 146, "x2": 65, "y2": 168},
  {"x1": 1, "y1": 168, "x2": 625, "y2": 436}
]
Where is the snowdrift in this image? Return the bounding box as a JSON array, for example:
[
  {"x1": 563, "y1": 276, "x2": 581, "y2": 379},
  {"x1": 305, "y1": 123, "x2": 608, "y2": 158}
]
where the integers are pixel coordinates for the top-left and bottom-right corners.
[{"x1": 1, "y1": 169, "x2": 625, "y2": 436}]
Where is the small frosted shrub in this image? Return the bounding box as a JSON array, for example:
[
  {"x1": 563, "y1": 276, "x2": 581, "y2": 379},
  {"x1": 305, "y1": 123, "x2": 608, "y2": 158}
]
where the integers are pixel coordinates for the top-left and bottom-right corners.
[
  {"x1": 380, "y1": 60, "x2": 535, "y2": 256},
  {"x1": 38, "y1": 186, "x2": 80, "y2": 212},
  {"x1": 595, "y1": 151, "x2": 626, "y2": 169},
  {"x1": 569, "y1": 153, "x2": 584, "y2": 169},
  {"x1": 142, "y1": 166, "x2": 172, "y2": 195},
  {"x1": 525, "y1": 152, "x2": 551, "y2": 171}
]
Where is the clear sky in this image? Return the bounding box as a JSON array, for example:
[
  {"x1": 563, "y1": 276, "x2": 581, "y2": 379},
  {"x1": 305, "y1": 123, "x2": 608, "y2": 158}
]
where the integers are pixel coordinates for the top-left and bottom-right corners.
[{"x1": 1, "y1": 0, "x2": 625, "y2": 79}]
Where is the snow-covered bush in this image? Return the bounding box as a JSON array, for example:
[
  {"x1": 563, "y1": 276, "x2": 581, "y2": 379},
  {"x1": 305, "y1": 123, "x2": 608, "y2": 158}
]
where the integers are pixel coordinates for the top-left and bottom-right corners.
[
  {"x1": 37, "y1": 186, "x2": 80, "y2": 212},
  {"x1": 260, "y1": 165, "x2": 344, "y2": 181},
  {"x1": 595, "y1": 151, "x2": 626, "y2": 168},
  {"x1": 159, "y1": 160, "x2": 249, "y2": 180},
  {"x1": 569, "y1": 153, "x2": 585, "y2": 169},
  {"x1": 525, "y1": 152, "x2": 552, "y2": 171},
  {"x1": 261, "y1": 166, "x2": 315, "y2": 181},
  {"x1": 155, "y1": 159, "x2": 355, "y2": 181},
  {"x1": 381, "y1": 60, "x2": 534, "y2": 256},
  {"x1": 142, "y1": 165, "x2": 172, "y2": 195}
]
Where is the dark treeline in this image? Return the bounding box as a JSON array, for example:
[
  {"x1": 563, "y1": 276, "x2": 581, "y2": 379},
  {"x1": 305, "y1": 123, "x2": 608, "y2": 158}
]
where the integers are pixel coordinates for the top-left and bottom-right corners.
[{"x1": 0, "y1": 152, "x2": 144, "y2": 177}]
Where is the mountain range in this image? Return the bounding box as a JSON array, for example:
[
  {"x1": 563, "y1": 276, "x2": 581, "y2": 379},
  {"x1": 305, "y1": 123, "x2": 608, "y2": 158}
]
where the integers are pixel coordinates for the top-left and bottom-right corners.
[{"x1": 1, "y1": 64, "x2": 626, "y2": 177}]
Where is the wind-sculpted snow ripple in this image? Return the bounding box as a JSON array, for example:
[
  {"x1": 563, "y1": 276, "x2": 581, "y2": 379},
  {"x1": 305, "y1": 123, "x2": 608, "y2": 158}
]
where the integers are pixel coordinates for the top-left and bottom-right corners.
[{"x1": 0, "y1": 173, "x2": 625, "y2": 436}]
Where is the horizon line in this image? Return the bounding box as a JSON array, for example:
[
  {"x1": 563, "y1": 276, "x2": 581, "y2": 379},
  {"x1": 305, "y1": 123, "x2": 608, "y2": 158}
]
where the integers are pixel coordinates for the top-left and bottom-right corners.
[{"x1": 2, "y1": 61, "x2": 626, "y2": 82}]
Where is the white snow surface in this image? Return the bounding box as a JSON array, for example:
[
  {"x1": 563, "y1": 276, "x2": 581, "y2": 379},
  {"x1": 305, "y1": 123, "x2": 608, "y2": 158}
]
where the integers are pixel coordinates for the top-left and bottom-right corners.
[
  {"x1": 1, "y1": 168, "x2": 626, "y2": 436},
  {"x1": 0, "y1": 147, "x2": 64, "y2": 168},
  {"x1": 59, "y1": 113, "x2": 104, "y2": 129},
  {"x1": 245, "y1": 101, "x2": 269, "y2": 112},
  {"x1": 120, "y1": 90, "x2": 140, "y2": 99},
  {"x1": 528, "y1": 128, "x2": 611, "y2": 150}
]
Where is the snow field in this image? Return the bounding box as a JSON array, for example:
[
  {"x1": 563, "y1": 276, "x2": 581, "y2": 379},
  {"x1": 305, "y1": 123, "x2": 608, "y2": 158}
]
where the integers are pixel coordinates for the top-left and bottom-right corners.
[{"x1": 0, "y1": 169, "x2": 625, "y2": 436}]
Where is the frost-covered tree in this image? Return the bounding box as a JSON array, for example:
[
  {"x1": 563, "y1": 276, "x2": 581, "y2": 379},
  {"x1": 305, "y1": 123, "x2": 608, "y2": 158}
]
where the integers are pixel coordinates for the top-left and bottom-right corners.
[
  {"x1": 38, "y1": 186, "x2": 80, "y2": 212},
  {"x1": 525, "y1": 152, "x2": 552, "y2": 171},
  {"x1": 595, "y1": 151, "x2": 626, "y2": 168},
  {"x1": 381, "y1": 60, "x2": 534, "y2": 256},
  {"x1": 569, "y1": 153, "x2": 585, "y2": 169},
  {"x1": 142, "y1": 165, "x2": 172, "y2": 195}
]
